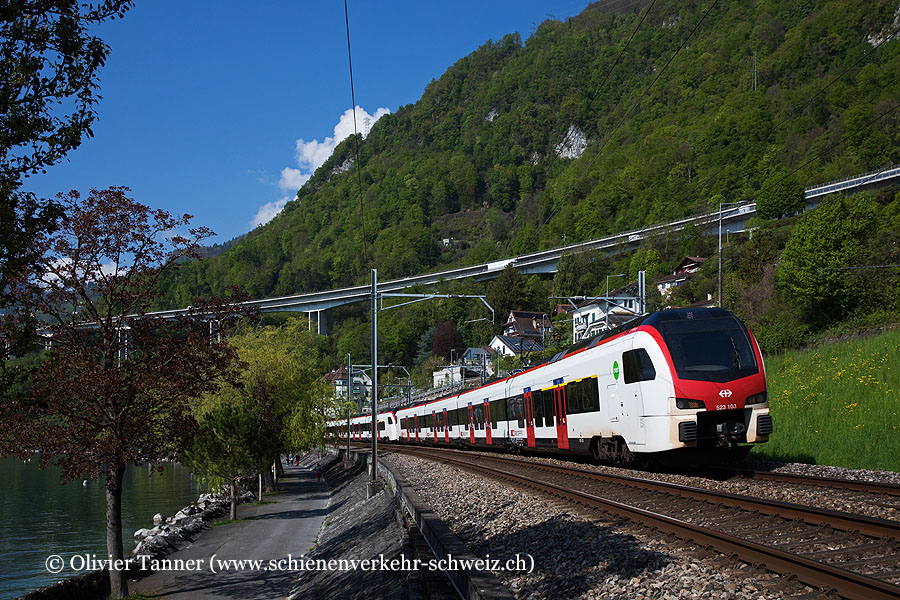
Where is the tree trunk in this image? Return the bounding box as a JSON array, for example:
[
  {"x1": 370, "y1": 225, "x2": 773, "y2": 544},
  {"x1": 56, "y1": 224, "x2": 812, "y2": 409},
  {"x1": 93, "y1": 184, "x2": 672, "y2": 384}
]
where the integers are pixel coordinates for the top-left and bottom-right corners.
[
  {"x1": 275, "y1": 459, "x2": 284, "y2": 478},
  {"x1": 229, "y1": 479, "x2": 237, "y2": 521},
  {"x1": 263, "y1": 466, "x2": 275, "y2": 492},
  {"x1": 106, "y1": 462, "x2": 128, "y2": 598}
]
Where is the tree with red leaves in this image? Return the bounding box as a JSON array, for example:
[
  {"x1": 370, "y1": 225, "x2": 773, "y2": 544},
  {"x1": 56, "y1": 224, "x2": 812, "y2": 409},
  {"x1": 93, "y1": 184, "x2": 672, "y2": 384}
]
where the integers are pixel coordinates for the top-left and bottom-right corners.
[
  {"x1": 432, "y1": 320, "x2": 465, "y2": 362},
  {"x1": 1, "y1": 187, "x2": 243, "y2": 598}
]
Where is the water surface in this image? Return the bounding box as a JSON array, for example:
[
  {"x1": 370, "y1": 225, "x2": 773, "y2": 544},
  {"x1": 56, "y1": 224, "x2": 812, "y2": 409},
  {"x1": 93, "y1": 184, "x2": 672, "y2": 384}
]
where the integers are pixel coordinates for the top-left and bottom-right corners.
[{"x1": 0, "y1": 457, "x2": 202, "y2": 599}]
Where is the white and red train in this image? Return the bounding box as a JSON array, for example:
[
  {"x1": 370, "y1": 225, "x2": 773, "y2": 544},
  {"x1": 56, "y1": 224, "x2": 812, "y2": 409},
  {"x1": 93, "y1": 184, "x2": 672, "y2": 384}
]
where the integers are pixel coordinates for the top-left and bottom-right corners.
[{"x1": 328, "y1": 308, "x2": 772, "y2": 464}]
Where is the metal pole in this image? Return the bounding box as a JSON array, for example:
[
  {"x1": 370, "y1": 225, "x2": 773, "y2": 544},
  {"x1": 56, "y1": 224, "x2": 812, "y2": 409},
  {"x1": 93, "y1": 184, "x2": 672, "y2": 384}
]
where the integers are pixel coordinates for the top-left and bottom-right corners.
[
  {"x1": 346, "y1": 353, "x2": 351, "y2": 459},
  {"x1": 370, "y1": 269, "x2": 379, "y2": 489},
  {"x1": 718, "y1": 204, "x2": 723, "y2": 308}
]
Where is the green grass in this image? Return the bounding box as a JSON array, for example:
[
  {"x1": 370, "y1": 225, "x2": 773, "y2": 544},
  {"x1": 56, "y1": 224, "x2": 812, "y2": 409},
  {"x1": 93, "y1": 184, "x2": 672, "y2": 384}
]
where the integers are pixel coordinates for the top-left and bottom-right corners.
[
  {"x1": 249, "y1": 500, "x2": 276, "y2": 505},
  {"x1": 749, "y1": 329, "x2": 900, "y2": 471},
  {"x1": 210, "y1": 518, "x2": 246, "y2": 527}
]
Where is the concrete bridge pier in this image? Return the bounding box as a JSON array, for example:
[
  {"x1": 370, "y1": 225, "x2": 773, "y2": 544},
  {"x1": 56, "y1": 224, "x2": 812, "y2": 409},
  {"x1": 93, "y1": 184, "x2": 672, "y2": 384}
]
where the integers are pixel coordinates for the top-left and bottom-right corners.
[{"x1": 311, "y1": 308, "x2": 333, "y2": 336}]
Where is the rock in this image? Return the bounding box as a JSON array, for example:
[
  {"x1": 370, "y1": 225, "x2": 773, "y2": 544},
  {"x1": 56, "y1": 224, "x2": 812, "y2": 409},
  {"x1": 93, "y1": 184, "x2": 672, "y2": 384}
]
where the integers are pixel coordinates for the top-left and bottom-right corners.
[
  {"x1": 152, "y1": 512, "x2": 164, "y2": 525},
  {"x1": 133, "y1": 528, "x2": 152, "y2": 541}
]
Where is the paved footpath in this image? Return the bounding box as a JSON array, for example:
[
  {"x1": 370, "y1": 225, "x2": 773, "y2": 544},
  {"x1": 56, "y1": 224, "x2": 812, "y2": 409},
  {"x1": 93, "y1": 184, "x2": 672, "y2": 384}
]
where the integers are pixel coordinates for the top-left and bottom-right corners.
[{"x1": 132, "y1": 464, "x2": 328, "y2": 600}]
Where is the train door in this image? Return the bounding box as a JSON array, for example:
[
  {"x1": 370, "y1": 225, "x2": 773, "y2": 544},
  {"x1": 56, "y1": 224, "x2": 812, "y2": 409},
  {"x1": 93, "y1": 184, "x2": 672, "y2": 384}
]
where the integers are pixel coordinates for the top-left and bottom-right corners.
[
  {"x1": 468, "y1": 403, "x2": 475, "y2": 444},
  {"x1": 414, "y1": 415, "x2": 419, "y2": 442},
  {"x1": 442, "y1": 409, "x2": 449, "y2": 443},
  {"x1": 484, "y1": 399, "x2": 492, "y2": 445},
  {"x1": 523, "y1": 388, "x2": 536, "y2": 447},
  {"x1": 606, "y1": 383, "x2": 619, "y2": 423},
  {"x1": 553, "y1": 379, "x2": 569, "y2": 449}
]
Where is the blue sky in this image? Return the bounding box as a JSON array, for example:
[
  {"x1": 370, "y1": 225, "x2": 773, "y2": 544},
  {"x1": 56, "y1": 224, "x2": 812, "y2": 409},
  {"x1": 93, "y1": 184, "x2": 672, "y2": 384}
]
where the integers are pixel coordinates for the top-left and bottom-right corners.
[{"x1": 24, "y1": 1, "x2": 590, "y2": 244}]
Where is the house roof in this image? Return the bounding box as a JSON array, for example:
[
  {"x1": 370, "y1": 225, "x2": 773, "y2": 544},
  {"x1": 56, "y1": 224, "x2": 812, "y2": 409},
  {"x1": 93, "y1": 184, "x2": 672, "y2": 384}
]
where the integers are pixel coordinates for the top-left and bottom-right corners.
[
  {"x1": 503, "y1": 311, "x2": 551, "y2": 338},
  {"x1": 323, "y1": 365, "x2": 348, "y2": 382},
  {"x1": 492, "y1": 335, "x2": 544, "y2": 354},
  {"x1": 674, "y1": 256, "x2": 708, "y2": 273}
]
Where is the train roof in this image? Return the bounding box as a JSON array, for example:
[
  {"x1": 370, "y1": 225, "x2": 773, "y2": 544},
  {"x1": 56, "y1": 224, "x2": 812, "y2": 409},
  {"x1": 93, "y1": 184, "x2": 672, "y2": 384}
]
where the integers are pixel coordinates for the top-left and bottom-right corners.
[{"x1": 372, "y1": 308, "x2": 742, "y2": 417}]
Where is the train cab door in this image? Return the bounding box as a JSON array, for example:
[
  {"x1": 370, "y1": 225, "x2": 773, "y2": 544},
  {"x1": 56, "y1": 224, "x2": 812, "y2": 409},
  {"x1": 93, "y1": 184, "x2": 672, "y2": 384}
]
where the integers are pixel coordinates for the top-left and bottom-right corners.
[
  {"x1": 484, "y1": 399, "x2": 492, "y2": 445},
  {"x1": 467, "y1": 403, "x2": 475, "y2": 444},
  {"x1": 553, "y1": 379, "x2": 569, "y2": 450},
  {"x1": 414, "y1": 415, "x2": 419, "y2": 442},
  {"x1": 523, "y1": 388, "x2": 536, "y2": 447},
  {"x1": 443, "y1": 409, "x2": 449, "y2": 443}
]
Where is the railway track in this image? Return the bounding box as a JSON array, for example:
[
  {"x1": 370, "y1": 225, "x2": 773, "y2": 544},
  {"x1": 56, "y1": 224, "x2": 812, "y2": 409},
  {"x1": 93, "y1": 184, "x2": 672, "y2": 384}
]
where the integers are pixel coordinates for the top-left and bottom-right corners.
[
  {"x1": 376, "y1": 445, "x2": 900, "y2": 600},
  {"x1": 702, "y1": 464, "x2": 900, "y2": 498}
]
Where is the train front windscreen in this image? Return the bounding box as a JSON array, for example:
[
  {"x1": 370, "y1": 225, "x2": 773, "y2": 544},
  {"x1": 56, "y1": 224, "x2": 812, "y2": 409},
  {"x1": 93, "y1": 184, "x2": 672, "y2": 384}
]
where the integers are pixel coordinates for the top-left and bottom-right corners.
[{"x1": 657, "y1": 315, "x2": 759, "y2": 383}]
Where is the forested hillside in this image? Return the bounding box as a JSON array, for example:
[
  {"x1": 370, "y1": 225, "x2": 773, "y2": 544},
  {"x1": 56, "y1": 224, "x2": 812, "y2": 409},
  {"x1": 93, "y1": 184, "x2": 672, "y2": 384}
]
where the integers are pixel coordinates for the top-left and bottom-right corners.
[{"x1": 155, "y1": 0, "x2": 900, "y2": 319}]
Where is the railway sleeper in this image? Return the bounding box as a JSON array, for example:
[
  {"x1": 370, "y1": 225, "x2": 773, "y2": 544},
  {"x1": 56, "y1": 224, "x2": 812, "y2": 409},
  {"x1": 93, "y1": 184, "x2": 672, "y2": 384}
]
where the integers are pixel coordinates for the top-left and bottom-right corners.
[{"x1": 799, "y1": 541, "x2": 890, "y2": 559}]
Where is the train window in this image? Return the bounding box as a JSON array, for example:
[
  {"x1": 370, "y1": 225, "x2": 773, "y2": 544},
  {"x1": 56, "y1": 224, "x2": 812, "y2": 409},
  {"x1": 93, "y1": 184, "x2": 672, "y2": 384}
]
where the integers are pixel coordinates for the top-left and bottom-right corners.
[
  {"x1": 532, "y1": 391, "x2": 544, "y2": 427},
  {"x1": 508, "y1": 395, "x2": 525, "y2": 428},
  {"x1": 491, "y1": 400, "x2": 506, "y2": 429},
  {"x1": 659, "y1": 316, "x2": 758, "y2": 382},
  {"x1": 584, "y1": 377, "x2": 600, "y2": 412},
  {"x1": 491, "y1": 399, "x2": 506, "y2": 423},
  {"x1": 623, "y1": 349, "x2": 656, "y2": 383},
  {"x1": 378, "y1": 421, "x2": 386, "y2": 431},
  {"x1": 566, "y1": 381, "x2": 581, "y2": 414},
  {"x1": 544, "y1": 392, "x2": 554, "y2": 426}
]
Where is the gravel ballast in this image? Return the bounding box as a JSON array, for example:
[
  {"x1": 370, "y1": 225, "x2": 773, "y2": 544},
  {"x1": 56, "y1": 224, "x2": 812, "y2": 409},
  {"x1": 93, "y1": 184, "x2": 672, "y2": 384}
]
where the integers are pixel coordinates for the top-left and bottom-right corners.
[{"x1": 382, "y1": 452, "x2": 833, "y2": 599}]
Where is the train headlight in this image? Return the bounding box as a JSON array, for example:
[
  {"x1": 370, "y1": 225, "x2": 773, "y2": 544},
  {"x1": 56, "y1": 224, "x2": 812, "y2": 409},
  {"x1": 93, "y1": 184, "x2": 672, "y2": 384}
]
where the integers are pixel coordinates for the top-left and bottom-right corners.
[
  {"x1": 745, "y1": 392, "x2": 768, "y2": 405},
  {"x1": 675, "y1": 398, "x2": 704, "y2": 410}
]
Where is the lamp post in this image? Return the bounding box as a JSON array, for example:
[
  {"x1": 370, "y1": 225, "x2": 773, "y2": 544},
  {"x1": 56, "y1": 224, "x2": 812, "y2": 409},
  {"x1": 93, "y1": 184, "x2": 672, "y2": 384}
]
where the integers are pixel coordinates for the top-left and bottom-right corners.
[
  {"x1": 718, "y1": 202, "x2": 743, "y2": 308},
  {"x1": 605, "y1": 273, "x2": 625, "y2": 330},
  {"x1": 368, "y1": 269, "x2": 380, "y2": 498}
]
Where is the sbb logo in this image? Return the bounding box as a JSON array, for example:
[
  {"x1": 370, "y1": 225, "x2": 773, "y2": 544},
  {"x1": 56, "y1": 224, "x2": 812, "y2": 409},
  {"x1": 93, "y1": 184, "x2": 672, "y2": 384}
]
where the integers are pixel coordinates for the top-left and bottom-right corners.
[{"x1": 718, "y1": 389, "x2": 733, "y2": 398}]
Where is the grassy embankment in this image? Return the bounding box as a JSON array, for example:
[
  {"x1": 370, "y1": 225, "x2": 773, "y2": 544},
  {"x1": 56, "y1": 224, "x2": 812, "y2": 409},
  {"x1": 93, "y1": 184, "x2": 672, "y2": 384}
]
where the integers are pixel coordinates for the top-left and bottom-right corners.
[{"x1": 749, "y1": 329, "x2": 900, "y2": 471}]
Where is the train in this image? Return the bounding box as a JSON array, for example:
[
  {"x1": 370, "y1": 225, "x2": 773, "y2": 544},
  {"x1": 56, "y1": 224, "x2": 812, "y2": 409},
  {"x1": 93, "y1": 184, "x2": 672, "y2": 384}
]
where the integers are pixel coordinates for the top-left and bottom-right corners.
[{"x1": 327, "y1": 307, "x2": 772, "y2": 464}]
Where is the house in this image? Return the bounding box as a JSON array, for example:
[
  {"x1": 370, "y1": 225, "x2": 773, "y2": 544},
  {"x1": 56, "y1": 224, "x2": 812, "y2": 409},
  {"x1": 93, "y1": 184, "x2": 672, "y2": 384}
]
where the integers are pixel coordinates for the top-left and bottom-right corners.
[
  {"x1": 656, "y1": 256, "x2": 708, "y2": 297},
  {"x1": 489, "y1": 335, "x2": 544, "y2": 357},
  {"x1": 323, "y1": 364, "x2": 372, "y2": 399},
  {"x1": 554, "y1": 303, "x2": 575, "y2": 315},
  {"x1": 462, "y1": 346, "x2": 494, "y2": 377},
  {"x1": 501, "y1": 310, "x2": 551, "y2": 340},
  {"x1": 571, "y1": 285, "x2": 640, "y2": 342},
  {"x1": 431, "y1": 364, "x2": 483, "y2": 388}
]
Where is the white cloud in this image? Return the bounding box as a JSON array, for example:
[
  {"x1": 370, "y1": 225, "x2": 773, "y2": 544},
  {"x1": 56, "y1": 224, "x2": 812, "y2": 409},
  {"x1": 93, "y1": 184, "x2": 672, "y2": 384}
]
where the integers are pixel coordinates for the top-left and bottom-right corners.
[
  {"x1": 288, "y1": 105, "x2": 389, "y2": 187},
  {"x1": 251, "y1": 196, "x2": 289, "y2": 228},
  {"x1": 253, "y1": 105, "x2": 390, "y2": 228},
  {"x1": 278, "y1": 167, "x2": 309, "y2": 192}
]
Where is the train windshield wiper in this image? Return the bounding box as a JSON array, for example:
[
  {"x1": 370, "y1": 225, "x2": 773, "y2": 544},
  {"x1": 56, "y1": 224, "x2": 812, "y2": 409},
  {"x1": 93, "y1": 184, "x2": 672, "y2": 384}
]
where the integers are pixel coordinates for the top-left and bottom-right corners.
[{"x1": 730, "y1": 336, "x2": 742, "y2": 369}]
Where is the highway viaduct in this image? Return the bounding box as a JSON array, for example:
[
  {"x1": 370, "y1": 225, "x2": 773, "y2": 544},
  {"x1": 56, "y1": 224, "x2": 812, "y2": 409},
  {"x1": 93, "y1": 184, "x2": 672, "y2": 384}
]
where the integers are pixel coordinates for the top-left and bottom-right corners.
[{"x1": 148, "y1": 164, "x2": 900, "y2": 335}]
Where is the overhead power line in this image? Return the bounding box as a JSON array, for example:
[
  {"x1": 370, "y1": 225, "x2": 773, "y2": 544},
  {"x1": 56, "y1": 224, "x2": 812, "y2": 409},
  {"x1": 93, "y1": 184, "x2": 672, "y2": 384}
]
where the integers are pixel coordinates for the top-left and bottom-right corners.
[{"x1": 344, "y1": 0, "x2": 371, "y2": 266}]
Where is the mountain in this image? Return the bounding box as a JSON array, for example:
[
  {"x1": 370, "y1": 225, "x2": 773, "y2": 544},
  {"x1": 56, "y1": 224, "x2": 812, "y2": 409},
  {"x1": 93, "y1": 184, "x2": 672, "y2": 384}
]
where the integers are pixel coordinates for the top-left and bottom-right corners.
[{"x1": 154, "y1": 0, "x2": 900, "y2": 309}]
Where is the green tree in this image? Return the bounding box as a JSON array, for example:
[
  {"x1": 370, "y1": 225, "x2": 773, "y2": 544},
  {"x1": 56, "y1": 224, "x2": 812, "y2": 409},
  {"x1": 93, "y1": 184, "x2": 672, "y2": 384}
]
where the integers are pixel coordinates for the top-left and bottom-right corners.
[
  {"x1": 756, "y1": 169, "x2": 804, "y2": 220},
  {"x1": 193, "y1": 319, "x2": 336, "y2": 494},
  {"x1": 1, "y1": 2, "x2": 133, "y2": 392},
  {"x1": 486, "y1": 265, "x2": 525, "y2": 329},
  {"x1": 1, "y1": 1, "x2": 133, "y2": 310},
  {"x1": 182, "y1": 395, "x2": 271, "y2": 521},
  {"x1": 777, "y1": 196, "x2": 877, "y2": 324}
]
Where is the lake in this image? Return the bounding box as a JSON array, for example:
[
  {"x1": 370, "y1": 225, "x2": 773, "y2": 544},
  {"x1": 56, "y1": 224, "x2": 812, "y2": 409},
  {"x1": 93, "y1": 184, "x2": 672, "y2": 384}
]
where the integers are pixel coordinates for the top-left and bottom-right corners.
[{"x1": 0, "y1": 456, "x2": 203, "y2": 599}]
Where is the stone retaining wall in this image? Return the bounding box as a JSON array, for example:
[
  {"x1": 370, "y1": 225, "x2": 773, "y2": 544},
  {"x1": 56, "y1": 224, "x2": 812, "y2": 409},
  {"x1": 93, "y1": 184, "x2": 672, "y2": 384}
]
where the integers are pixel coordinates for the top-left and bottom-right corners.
[{"x1": 340, "y1": 449, "x2": 514, "y2": 600}]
